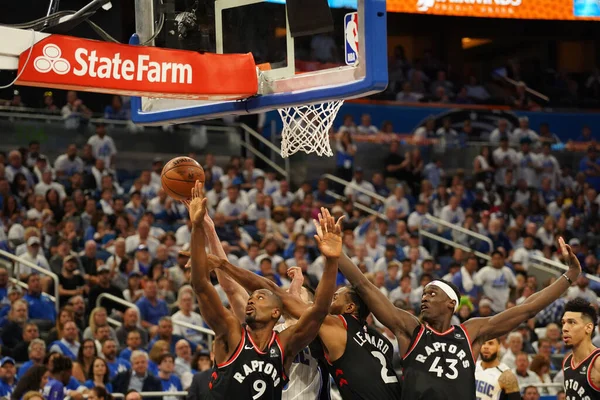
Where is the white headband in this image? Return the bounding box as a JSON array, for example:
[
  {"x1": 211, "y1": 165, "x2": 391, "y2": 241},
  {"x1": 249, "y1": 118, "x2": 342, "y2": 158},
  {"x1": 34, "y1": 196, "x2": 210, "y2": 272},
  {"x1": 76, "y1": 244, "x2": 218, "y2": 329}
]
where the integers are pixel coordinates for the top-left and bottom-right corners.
[{"x1": 426, "y1": 281, "x2": 459, "y2": 312}]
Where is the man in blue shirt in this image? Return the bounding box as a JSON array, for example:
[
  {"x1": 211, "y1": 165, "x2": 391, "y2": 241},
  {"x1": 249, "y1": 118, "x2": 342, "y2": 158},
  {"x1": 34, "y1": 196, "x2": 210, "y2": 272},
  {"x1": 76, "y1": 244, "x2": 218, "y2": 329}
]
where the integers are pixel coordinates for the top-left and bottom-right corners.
[
  {"x1": 0, "y1": 357, "x2": 17, "y2": 397},
  {"x1": 157, "y1": 353, "x2": 182, "y2": 400},
  {"x1": 102, "y1": 339, "x2": 131, "y2": 379},
  {"x1": 580, "y1": 145, "x2": 600, "y2": 191},
  {"x1": 43, "y1": 355, "x2": 72, "y2": 400},
  {"x1": 147, "y1": 317, "x2": 200, "y2": 354},
  {"x1": 23, "y1": 274, "x2": 56, "y2": 324},
  {"x1": 135, "y1": 280, "x2": 168, "y2": 334}
]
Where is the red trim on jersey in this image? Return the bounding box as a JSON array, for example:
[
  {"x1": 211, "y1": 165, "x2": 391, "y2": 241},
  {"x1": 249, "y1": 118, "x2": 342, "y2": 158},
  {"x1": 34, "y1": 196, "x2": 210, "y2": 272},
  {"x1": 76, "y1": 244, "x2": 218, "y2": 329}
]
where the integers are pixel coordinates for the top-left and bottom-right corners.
[
  {"x1": 338, "y1": 315, "x2": 348, "y2": 330},
  {"x1": 402, "y1": 324, "x2": 425, "y2": 360},
  {"x1": 586, "y1": 350, "x2": 600, "y2": 392},
  {"x1": 571, "y1": 348, "x2": 600, "y2": 370},
  {"x1": 247, "y1": 329, "x2": 276, "y2": 355},
  {"x1": 274, "y1": 334, "x2": 287, "y2": 381},
  {"x1": 459, "y1": 324, "x2": 476, "y2": 363},
  {"x1": 217, "y1": 326, "x2": 246, "y2": 368},
  {"x1": 426, "y1": 324, "x2": 455, "y2": 336}
]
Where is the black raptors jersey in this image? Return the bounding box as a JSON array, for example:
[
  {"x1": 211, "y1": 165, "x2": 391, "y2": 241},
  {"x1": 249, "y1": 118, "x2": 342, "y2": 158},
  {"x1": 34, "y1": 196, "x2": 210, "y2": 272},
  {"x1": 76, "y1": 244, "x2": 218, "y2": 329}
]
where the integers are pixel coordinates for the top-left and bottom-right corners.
[
  {"x1": 324, "y1": 315, "x2": 401, "y2": 400},
  {"x1": 208, "y1": 326, "x2": 289, "y2": 400},
  {"x1": 402, "y1": 324, "x2": 476, "y2": 400},
  {"x1": 563, "y1": 349, "x2": 600, "y2": 400}
]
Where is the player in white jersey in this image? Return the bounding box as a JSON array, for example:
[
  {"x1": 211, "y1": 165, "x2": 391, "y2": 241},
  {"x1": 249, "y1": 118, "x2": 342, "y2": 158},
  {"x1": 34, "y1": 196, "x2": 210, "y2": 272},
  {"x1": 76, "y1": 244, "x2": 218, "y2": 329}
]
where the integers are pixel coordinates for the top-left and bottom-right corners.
[
  {"x1": 475, "y1": 338, "x2": 520, "y2": 400},
  {"x1": 275, "y1": 267, "x2": 330, "y2": 400}
]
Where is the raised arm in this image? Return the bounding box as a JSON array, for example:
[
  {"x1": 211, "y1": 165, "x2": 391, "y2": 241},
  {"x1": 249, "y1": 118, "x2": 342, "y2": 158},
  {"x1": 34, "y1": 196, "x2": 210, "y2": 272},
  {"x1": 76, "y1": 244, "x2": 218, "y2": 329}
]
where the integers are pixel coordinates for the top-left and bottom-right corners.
[
  {"x1": 337, "y1": 250, "x2": 420, "y2": 353},
  {"x1": 203, "y1": 213, "x2": 249, "y2": 322},
  {"x1": 187, "y1": 182, "x2": 241, "y2": 351},
  {"x1": 279, "y1": 209, "x2": 342, "y2": 360},
  {"x1": 465, "y1": 237, "x2": 581, "y2": 342}
]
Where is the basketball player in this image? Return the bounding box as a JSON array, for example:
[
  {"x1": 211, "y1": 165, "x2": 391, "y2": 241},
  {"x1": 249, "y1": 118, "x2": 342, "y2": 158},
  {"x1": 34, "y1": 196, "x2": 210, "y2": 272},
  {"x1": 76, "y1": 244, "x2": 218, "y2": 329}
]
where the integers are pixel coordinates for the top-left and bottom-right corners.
[
  {"x1": 331, "y1": 208, "x2": 582, "y2": 400},
  {"x1": 190, "y1": 209, "x2": 330, "y2": 400},
  {"x1": 208, "y1": 225, "x2": 401, "y2": 399},
  {"x1": 475, "y1": 338, "x2": 520, "y2": 400},
  {"x1": 561, "y1": 298, "x2": 600, "y2": 399},
  {"x1": 187, "y1": 181, "x2": 342, "y2": 399}
]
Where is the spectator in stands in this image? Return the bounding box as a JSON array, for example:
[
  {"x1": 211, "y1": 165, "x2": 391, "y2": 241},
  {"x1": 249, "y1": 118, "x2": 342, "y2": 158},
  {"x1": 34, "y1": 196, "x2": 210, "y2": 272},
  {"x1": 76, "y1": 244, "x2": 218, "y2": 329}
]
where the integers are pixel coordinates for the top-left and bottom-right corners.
[
  {"x1": 452, "y1": 256, "x2": 479, "y2": 301},
  {"x1": 1, "y1": 299, "x2": 27, "y2": 348},
  {"x1": 88, "y1": 265, "x2": 125, "y2": 317},
  {"x1": 383, "y1": 140, "x2": 409, "y2": 183},
  {"x1": 16, "y1": 339, "x2": 46, "y2": 379},
  {"x1": 119, "y1": 330, "x2": 146, "y2": 362},
  {"x1": 61, "y1": 91, "x2": 92, "y2": 130},
  {"x1": 58, "y1": 255, "x2": 86, "y2": 307},
  {"x1": 0, "y1": 357, "x2": 17, "y2": 397},
  {"x1": 502, "y1": 332, "x2": 525, "y2": 369},
  {"x1": 72, "y1": 339, "x2": 98, "y2": 383},
  {"x1": 157, "y1": 353, "x2": 183, "y2": 397},
  {"x1": 49, "y1": 321, "x2": 81, "y2": 360},
  {"x1": 1, "y1": 322, "x2": 39, "y2": 362},
  {"x1": 512, "y1": 351, "x2": 540, "y2": 390},
  {"x1": 104, "y1": 95, "x2": 128, "y2": 120},
  {"x1": 24, "y1": 274, "x2": 56, "y2": 324},
  {"x1": 136, "y1": 280, "x2": 169, "y2": 334},
  {"x1": 430, "y1": 70, "x2": 454, "y2": 97},
  {"x1": 529, "y1": 355, "x2": 557, "y2": 395},
  {"x1": 344, "y1": 168, "x2": 375, "y2": 205},
  {"x1": 54, "y1": 145, "x2": 84, "y2": 178},
  {"x1": 474, "y1": 251, "x2": 516, "y2": 312},
  {"x1": 512, "y1": 235, "x2": 543, "y2": 272},
  {"x1": 489, "y1": 119, "x2": 513, "y2": 145},
  {"x1": 356, "y1": 114, "x2": 378, "y2": 135},
  {"x1": 334, "y1": 131, "x2": 357, "y2": 184},
  {"x1": 579, "y1": 145, "x2": 600, "y2": 191},
  {"x1": 395, "y1": 82, "x2": 420, "y2": 103},
  {"x1": 5, "y1": 150, "x2": 34, "y2": 186},
  {"x1": 171, "y1": 289, "x2": 204, "y2": 345},
  {"x1": 103, "y1": 339, "x2": 130, "y2": 379},
  {"x1": 84, "y1": 357, "x2": 113, "y2": 393},
  {"x1": 112, "y1": 351, "x2": 162, "y2": 398},
  {"x1": 43, "y1": 91, "x2": 58, "y2": 112},
  {"x1": 567, "y1": 274, "x2": 598, "y2": 303},
  {"x1": 67, "y1": 295, "x2": 86, "y2": 333},
  {"x1": 576, "y1": 125, "x2": 594, "y2": 142},
  {"x1": 337, "y1": 115, "x2": 357, "y2": 135},
  {"x1": 465, "y1": 76, "x2": 490, "y2": 101},
  {"x1": 125, "y1": 222, "x2": 160, "y2": 256}
]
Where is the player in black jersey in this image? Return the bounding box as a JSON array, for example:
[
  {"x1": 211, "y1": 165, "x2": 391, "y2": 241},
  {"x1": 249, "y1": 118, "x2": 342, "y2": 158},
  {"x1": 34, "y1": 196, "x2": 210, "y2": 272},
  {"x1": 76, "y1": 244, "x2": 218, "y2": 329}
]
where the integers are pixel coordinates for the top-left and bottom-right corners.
[
  {"x1": 561, "y1": 298, "x2": 600, "y2": 399},
  {"x1": 210, "y1": 214, "x2": 401, "y2": 399},
  {"x1": 186, "y1": 182, "x2": 342, "y2": 400},
  {"x1": 336, "y1": 227, "x2": 583, "y2": 400}
]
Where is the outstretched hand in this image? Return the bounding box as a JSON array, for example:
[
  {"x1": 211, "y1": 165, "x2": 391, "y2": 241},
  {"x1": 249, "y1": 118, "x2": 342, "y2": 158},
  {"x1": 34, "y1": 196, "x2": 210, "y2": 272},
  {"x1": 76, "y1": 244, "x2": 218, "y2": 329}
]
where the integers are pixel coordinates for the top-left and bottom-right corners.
[
  {"x1": 287, "y1": 266, "x2": 303, "y2": 282},
  {"x1": 313, "y1": 207, "x2": 343, "y2": 259},
  {"x1": 188, "y1": 181, "x2": 208, "y2": 227},
  {"x1": 558, "y1": 236, "x2": 581, "y2": 280},
  {"x1": 206, "y1": 254, "x2": 224, "y2": 271}
]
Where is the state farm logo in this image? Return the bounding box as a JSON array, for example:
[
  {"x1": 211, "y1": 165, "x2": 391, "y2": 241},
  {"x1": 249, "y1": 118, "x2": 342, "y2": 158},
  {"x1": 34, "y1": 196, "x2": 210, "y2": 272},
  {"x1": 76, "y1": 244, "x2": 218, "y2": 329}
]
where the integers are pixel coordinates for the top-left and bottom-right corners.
[
  {"x1": 31, "y1": 43, "x2": 193, "y2": 84},
  {"x1": 34, "y1": 44, "x2": 71, "y2": 75},
  {"x1": 416, "y1": 0, "x2": 522, "y2": 12}
]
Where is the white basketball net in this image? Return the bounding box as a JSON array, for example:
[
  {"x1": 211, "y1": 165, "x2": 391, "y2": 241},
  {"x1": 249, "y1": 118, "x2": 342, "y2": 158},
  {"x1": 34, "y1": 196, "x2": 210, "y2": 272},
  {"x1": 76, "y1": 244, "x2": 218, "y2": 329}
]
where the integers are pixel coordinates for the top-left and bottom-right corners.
[{"x1": 277, "y1": 100, "x2": 344, "y2": 158}]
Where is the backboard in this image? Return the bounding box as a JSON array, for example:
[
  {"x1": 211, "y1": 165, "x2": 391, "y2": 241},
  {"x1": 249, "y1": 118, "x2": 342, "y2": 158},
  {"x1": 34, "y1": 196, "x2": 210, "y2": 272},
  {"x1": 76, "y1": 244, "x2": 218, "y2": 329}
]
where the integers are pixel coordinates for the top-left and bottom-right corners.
[{"x1": 130, "y1": 0, "x2": 387, "y2": 125}]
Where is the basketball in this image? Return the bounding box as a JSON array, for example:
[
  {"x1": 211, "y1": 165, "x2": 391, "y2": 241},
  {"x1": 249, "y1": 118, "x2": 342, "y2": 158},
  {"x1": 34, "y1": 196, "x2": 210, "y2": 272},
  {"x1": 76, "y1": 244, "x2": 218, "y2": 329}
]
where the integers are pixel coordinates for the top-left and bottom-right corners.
[{"x1": 161, "y1": 156, "x2": 205, "y2": 201}]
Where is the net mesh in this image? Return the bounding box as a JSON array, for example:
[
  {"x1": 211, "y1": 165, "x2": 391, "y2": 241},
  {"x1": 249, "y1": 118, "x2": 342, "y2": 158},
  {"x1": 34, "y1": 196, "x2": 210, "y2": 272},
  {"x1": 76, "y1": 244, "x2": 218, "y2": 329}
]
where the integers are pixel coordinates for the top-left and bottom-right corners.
[{"x1": 277, "y1": 100, "x2": 344, "y2": 158}]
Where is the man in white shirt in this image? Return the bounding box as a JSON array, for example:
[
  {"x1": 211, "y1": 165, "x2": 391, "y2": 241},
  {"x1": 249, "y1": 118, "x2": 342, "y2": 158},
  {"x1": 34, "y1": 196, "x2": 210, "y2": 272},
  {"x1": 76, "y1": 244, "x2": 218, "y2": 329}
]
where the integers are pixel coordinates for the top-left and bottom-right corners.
[
  {"x1": 238, "y1": 243, "x2": 260, "y2": 272},
  {"x1": 511, "y1": 235, "x2": 543, "y2": 272},
  {"x1": 474, "y1": 251, "x2": 517, "y2": 313},
  {"x1": 356, "y1": 114, "x2": 379, "y2": 135},
  {"x1": 515, "y1": 138, "x2": 540, "y2": 188},
  {"x1": 246, "y1": 192, "x2": 270, "y2": 222},
  {"x1": 150, "y1": 158, "x2": 163, "y2": 187},
  {"x1": 567, "y1": 274, "x2": 599, "y2": 304},
  {"x1": 489, "y1": 119, "x2": 514, "y2": 145},
  {"x1": 241, "y1": 158, "x2": 264, "y2": 185},
  {"x1": 271, "y1": 180, "x2": 294, "y2": 208},
  {"x1": 512, "y1": 117, "x2": 539, "y2": 145},
  {"x1": 125, "y1": 221, "x2": 160, "y2": 256},
  {"x1": 373, "y1": 245, "x2": 402, "y2": 273},
  {"x1": 364, "y1": 231, "x2": 385, "y2": 261},
  {"x1": 171, "y1": 291, "x2": 205, "y2": 345},
  {"x1": 384, "y1": 185, "x2": 410, "y2": 218},
  {"x1": 54, "y1": 144, "x2": 84, "y2": 177},
  {"x1": 5, "y1": 150, "x2": 34, "y2": 186},
  {"x1": 538, "y1": 143, "x2": 561, "y2": 189},
  {"x1": 216, "y1": 185, "x2": 248, "y2": 222},
  {"x1": 175, "y1": 221, "x2": 192, "y2": 247},
  {"x1": 18, "y1": 236, "x2": 50, "y2": 278},
  {"x1": 501, "y1": 332, "x2": 524, "y2": 369},
  {"x1": 34, "y1": 170, "x2": 66, "y2": 200},
  {"x1": 440, "y1": 196, "x2": 465, "y2": 225},
  {"x1": 512, "y1": 351, "x2": 541, "y2": 389},
  {"x1": 493, "y1": 137, "x2": 518, "y2": 186},
  {"x1": 87, "y1": 123, "x2": 117, "y2": 168},
  {"x1": 407, "y1": 202, "x2": 430, "y2": 232},
  {"x1": 344, "y1": 168, "x2": 376, "y2": 205}
]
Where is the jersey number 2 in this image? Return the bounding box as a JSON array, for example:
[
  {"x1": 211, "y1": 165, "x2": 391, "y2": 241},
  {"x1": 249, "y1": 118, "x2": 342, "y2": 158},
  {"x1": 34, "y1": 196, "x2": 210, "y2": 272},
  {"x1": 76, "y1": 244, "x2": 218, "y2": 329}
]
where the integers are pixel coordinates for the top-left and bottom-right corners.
[
  {"x1": 428, "y1": 357, "x2": 458, "y2": 380},
  {"x1": 371, "y1": 351, "x2": 398, "y2": 384}
]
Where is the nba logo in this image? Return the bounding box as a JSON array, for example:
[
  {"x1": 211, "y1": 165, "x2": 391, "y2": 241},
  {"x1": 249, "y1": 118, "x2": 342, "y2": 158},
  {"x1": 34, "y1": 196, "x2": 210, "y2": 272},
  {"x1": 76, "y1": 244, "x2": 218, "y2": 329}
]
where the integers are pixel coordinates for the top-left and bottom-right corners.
[{"x1": 344, "y1": 12, "x2": 359, "y2": 66}]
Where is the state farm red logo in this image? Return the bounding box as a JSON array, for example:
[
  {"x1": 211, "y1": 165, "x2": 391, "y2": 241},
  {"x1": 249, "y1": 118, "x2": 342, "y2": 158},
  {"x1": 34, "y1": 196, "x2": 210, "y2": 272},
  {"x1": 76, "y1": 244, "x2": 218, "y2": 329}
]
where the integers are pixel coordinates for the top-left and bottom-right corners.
[
  {"x1": 34, "y1": 44, "x2": 71, "y2": 75},
  {"x1": 17, "y1": 34, "x2": 259, "y2": 100}
]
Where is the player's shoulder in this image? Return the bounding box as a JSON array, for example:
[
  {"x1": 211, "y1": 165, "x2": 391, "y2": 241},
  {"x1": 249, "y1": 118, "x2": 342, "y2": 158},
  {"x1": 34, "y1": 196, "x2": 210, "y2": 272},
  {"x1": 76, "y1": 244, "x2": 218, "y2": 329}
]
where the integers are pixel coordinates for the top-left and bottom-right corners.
[
  {"x1": 498, "y1": 368, "x2": 519, "y2": 392},
  {"x1": 497, "y1": 362, "x2": 511, "y2": 372}
]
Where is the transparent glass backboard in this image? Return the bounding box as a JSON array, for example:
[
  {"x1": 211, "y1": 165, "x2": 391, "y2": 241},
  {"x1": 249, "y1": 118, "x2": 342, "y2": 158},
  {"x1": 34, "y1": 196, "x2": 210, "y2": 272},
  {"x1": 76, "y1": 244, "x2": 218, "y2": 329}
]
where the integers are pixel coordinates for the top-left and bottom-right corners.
[{"x1": 131, "y1": 0, "x2": 387, "y2": 124}]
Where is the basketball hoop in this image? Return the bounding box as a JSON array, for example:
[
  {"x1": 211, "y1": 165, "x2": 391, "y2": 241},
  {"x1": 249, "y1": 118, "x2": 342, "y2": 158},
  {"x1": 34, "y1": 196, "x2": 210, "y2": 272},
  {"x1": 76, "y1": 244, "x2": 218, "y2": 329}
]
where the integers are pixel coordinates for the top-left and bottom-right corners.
[{"x1": 277, "y1": 100, "x2": 344, "y2": 158}]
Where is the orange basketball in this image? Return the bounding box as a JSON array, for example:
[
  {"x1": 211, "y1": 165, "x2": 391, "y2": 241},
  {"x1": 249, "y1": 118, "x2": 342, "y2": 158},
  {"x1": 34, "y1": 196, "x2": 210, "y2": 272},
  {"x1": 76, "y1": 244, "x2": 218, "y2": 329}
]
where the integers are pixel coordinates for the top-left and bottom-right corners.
[{"x1": 161, "y1": 156, "x2": 205, "y2": 201}]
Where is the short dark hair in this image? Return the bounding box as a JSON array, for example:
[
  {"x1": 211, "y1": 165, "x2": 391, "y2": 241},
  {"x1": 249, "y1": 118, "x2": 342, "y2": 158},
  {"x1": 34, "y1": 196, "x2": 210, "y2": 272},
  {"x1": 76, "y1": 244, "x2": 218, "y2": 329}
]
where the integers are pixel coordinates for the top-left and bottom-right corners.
[
  {"x1": 491, "y1": 250, "x2": 504, "y2": 258},
  {"x1": 564, "y1": 298, "x2": 597, "y2": 328},
  {"x1": 51, "y1": 355, "x2": 72, "y2": 374},
  {"x1": 346, "y1": 286, "x2": 370, "y2": 322},
  {"x1": 158, "y1": 353, "x2": 175, "y2": 364}
]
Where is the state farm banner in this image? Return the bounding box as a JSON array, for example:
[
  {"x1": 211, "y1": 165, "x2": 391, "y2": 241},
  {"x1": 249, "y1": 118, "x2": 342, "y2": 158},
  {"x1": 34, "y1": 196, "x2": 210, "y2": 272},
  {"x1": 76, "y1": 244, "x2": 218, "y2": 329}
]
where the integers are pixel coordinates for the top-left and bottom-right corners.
[
  {"x1": 388, "y1": 0, "x2": 600, "y2": 20},
  {"x1": 16, "y1": 35, "x2": 258, "y2": 100}
]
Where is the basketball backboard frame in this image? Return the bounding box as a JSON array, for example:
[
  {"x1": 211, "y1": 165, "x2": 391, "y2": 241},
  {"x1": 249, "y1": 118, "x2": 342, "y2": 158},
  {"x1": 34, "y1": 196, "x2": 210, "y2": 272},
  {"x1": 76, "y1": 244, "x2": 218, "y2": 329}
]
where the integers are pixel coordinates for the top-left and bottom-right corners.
[{"x1": 130, "y1": 0, "x2": 387, "y2": 125}]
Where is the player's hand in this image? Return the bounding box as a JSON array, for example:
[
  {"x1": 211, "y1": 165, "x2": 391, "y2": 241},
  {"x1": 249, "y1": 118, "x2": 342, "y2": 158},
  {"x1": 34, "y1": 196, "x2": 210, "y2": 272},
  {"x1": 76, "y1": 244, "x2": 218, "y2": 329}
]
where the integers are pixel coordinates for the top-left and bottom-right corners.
[
  {"x1": 558, "y1": 236, "x2": 581, "y2": 281},
  {"x1": 206, "y1": 254, "x2": 224, "y2": 271},
  {"x1": 188, "y1": 181, "x2": 207, "y2": 227},
  {"x1": 287, "y1": 266, "x2": 303, "y2": 282},
  {"x1": 314, "y1": 207, "x2": 343, "y2": 259}
]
